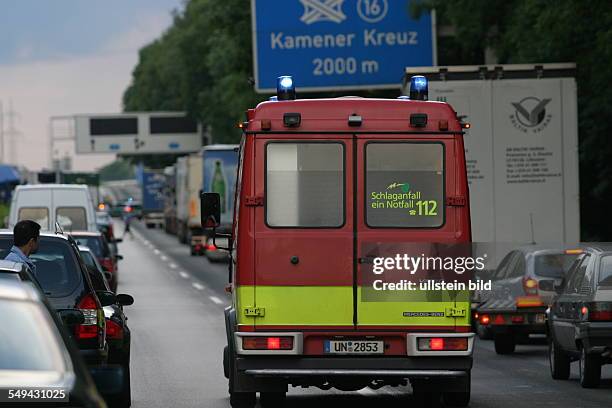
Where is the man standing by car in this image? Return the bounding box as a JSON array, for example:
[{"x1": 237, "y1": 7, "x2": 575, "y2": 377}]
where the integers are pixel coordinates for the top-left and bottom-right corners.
[{"x1": 4, "y1": 220, "x2": 40, "y2": 275}]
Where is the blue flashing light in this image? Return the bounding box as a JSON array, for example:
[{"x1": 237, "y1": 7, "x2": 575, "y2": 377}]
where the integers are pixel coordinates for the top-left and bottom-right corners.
[
  {"x1": 409, "y1": 75, "x2": 428, "y2": 101},
  {"x1": 276, "y1": 75, "x2": 296, "y2": 100}
]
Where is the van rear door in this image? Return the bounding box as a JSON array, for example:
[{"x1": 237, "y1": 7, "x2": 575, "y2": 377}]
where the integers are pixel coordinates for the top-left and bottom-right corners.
[
  {"x1": 252, "y1": 136, "x2": 354, "y2": 329},
  {"x1": 355, "y1": 136, "x2": 470, "y2": 330}
]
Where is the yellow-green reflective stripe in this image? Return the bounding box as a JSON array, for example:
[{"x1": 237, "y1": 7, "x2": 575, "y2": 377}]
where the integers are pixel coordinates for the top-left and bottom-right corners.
[
  {"x1": 236, "y1": 285, "x2": 353, "y2": 326},
  {"x1": 235, "y1": 285, "x2": 471, "y2": 327}
]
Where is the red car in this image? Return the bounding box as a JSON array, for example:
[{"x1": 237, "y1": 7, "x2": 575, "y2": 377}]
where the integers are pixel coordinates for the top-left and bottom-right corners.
[{"x1": 71, "y1": 231, "x2": 122, "y2": 292}]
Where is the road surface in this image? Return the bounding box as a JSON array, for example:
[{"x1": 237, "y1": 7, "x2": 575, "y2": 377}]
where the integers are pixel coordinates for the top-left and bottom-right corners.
[{"x1": 113, "y1": 222, "x2": 612, "y2": 408}]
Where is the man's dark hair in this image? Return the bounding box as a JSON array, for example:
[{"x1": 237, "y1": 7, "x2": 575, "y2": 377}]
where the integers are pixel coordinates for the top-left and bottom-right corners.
[{"x1": 13, "y1": 220, "x2": 41, "y2": 247}]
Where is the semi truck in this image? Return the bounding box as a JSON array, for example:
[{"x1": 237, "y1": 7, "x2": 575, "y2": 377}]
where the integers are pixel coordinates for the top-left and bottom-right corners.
[
  {"x1": 139, "y1": 170, "x2": 166, "y2": 229},
  {"x1": 162, "y1": 164, "x2": 178, "y2": 235},
  {"x1": 401, "y1": 63, "x2": 579, "y2": 245},
  {"x1": 191, "y1": 145, "x2": 239, "y2": 258},
  {"x1": 176, "y1": 154, "x2": 203, "y2": 244}
]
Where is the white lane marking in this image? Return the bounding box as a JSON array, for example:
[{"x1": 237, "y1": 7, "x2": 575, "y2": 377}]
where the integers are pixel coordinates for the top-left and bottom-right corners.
[
  {"x1": 192, "y1": 282, "x2": 205, "y2": 291},
  {"x1": 153, "y1": 249, "x2": 160, "y2": 255},
  {"x1": 209, "y1": 296, "x2": 223, "y2": 305},
  {"x1": 179, "y1": 271, "x2": 190, "y2": 279},
  {"x1": 143, "y1": 240, "x2": 150, "y2": 245},
  {"x1": 160, "y1": 255, "x2": 168, "y2": 261},
  {"x1": 169, "y1": 263, "x2": 178, "y2": 269}
]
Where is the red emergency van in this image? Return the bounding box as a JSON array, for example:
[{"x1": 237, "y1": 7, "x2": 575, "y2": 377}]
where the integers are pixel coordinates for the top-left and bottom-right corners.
[{"x1": 202, "y1": 75, "x2": 474, "y2": 407}]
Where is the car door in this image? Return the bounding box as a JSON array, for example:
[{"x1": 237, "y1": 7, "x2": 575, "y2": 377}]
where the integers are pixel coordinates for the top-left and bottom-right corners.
[
  {"x1": 355, "y1": 136, "x2": 470, "y2": 329},
  {"x1": 252, "y1": 137, "x2": 354, "y2": 329}
]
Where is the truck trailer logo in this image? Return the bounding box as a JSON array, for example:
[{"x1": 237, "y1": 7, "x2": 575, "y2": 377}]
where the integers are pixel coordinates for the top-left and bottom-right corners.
[
  {"x1": 511, "y1": 97, "x2": 552, "y2": 133},
  {"x1": 300, "y1": 0, "x2": 346, "y2": 24}
]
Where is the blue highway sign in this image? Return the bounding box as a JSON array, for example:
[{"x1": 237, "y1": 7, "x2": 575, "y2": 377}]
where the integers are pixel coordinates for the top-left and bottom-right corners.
[{"x1": 251, "y1": 0, "x2": 435, "y2": 92}]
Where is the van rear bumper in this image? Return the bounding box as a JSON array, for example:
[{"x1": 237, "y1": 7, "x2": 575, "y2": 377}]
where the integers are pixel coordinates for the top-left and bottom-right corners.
[{"x1": 234, "y1": 356, "x2": 472, "y2": 392}]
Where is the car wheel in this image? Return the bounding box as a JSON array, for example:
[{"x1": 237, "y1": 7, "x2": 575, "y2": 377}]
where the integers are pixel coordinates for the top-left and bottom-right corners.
[
  {"x1": 579, "y1": 347, "x2": 601, "y2": 388},
  {"x1": 230, "y1": 392, "x2": 256, "y2": 408},
  {"x1": 476, "y1": 323, "x2": 492, "y2": 340},
  {"x1": 549, "y1": 340, "x2": 570, "y2": 380},
  {"x1": 494, "y1": 335, "x2": 515, "y2": 354},
  {"x1": 259, "y1": 391, "x2": 286, "y2": 407}
]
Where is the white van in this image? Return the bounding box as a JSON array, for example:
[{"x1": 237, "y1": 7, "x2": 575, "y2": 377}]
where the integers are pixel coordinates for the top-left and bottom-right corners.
[{"x1": 8, "y1": 184, "x2": 98, "y2": 232}]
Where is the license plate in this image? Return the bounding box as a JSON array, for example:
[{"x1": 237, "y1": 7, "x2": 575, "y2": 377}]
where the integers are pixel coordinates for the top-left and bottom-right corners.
[{"x1": 324, "y1": 340, "x2": 384, "y2": 354}]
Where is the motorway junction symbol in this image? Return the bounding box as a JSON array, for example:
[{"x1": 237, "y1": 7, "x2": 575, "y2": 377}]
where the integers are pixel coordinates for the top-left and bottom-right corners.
[{"x1": 300, "y1": 0, "x2": 346, "y2": 24}]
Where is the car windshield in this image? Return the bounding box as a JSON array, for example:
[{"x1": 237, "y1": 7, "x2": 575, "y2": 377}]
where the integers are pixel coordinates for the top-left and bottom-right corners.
[
  {"x1": 534, "y1": 253, "x2": 578, "y2": 278},
  {"x1": 0, "y1": 299, "x2": 65, "y2": 371},
  {"x1": 0, "y1": 238, "x2": 82, "y2": 298},
  {"x1": 72, "y1": 236, "x2": 108, "y2": 258},
  {"x1": 598, "y1": 255, "x2": 612, "y2": 287}
]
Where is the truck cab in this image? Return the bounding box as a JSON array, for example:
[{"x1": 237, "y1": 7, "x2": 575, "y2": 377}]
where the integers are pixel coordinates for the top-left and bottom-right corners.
[{"x1": 202, "y1": 76, "x2": 474, "y2": 407}]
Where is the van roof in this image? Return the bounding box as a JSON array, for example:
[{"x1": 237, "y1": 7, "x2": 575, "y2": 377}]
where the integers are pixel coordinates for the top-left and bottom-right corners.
[
  {"x1": 0, "y1": 230, "x2": 70, "y2": 241},
  {"x1": 15, "y1": 184, "x2": 90, "y2": 191},
  {"x1": 248, "y1": 98, "x2": 462, "y2": 133}
]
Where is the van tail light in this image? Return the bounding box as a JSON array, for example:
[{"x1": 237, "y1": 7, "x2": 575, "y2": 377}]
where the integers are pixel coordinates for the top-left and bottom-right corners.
[
  {"x1": 105, "y1": 319, "x2": 124, "y2": 340},
  {"x1": 205, "y1": 244, "x2": 217, "y2": 252},
  {"x1": 583, "y1": 303, "x2": 612, "y2": 322},
  {"x1": 418, "y1": 337, "x2": 468, "y2": 351},
  {"x1": 242, "y1": 336, "x2": 293, "y2": 350},
  {"x1": 523, "y1": 278, "x2": 539, "y2": 295},
  {"x1": 479, "y1": 314, "x2": 490, "y2": 325},
  {"x1": 76, "y1": 294, "x2": 101, "y2": 340},
  {"x1": 511, "y1": 315, "x2": 525, "y2": 324}
]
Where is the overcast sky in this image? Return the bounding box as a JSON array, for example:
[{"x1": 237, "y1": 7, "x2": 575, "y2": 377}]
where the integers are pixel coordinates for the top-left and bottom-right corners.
[{"x1": 0, "y1": 0, "x2": 182, "y2": 172}]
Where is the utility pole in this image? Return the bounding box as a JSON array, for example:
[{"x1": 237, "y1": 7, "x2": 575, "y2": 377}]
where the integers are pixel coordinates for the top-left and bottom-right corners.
[{"x1": 4, "y1": 101, "x2": 21, "y2": 166}]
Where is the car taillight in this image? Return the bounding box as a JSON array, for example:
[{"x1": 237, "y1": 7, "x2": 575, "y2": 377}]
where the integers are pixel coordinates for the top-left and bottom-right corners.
[
  {"x1": 418, "y1": 337, "x2": 468, "y2": 351},
  {"x1": 479, "y1": 314, "x2": 490, "y2": 325},
  {"x1": 511, "y1": 315, "x2": 525, "y2": 324},
  {"x1": 242, "y1": 336, "x2": 293, "y2": 350},
  {"x1": 106, "y1": 319, "x2": 124, "y2": 340},
  {"x1": 523, "y1": 278, "x2": 539, "y2": 295},
  {"x1": 76, "y1": 294, "x2": 100, "y2": 340},
  {"x1": 582, "y1": 303, "x2": 612, "y2": 322},
  {"x1": 205, "y1": 244, "x2": 217, "y2": 251},
  {"x1": 100, "y1": 258, "x2": 114, "y2": 272}
]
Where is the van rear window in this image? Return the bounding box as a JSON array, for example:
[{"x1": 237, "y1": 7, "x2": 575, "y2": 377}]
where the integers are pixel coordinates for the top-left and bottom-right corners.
[
  {"x1": 266, "y1": 142, "x2": 344, "y2": 227},
  {"x1": 57, "y1": 207, "x2": 87, "y2": 231},
  {"x1": 18, "y1": 208, "x2": 49, "y2": 230},
  {"x1": 366, "y1": 143, "x2": 444, "y2": 228}
]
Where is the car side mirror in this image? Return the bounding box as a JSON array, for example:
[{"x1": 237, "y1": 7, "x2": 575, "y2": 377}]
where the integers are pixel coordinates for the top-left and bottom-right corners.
[
  {"x1": 116, "y1": 254, "x2": 124, "y2": 261},
  {"x1": 201, "y1": 192, "x2": 221, "y2": 229},
  {"x1": 538, "y1": 280, "x2": 555, "y2": 292},
  {"x1": 58, "y1": 309, "x2": 85, "y2": 326},
  {"x1": 96, "y1": 290, "x2": 117, "y2": 307},
  {"x1": 116, "y1": 294, "x2": 134, "y2": 306}
]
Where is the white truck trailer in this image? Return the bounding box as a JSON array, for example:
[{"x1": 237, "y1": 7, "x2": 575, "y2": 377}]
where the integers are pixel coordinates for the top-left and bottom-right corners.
[{"x1": 402, "y1": 63, "x2": 580, "y2": 246}]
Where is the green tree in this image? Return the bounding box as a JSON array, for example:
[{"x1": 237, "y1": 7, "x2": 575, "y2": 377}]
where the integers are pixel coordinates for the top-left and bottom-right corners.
[{"x1": 415, "y1": 0, "x2": 612, "y2": 240}]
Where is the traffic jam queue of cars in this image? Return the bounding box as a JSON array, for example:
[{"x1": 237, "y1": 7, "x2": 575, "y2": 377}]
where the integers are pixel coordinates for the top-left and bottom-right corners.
[{"x1": 0, "y1": 184, "x2": 133, "y2": 407}]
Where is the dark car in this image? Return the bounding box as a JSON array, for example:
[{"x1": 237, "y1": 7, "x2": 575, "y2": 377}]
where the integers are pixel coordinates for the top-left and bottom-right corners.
[
  {"x1": 71, "y1": 231, "x2": 123, "y2": 292},
  {"x1": 80, "y1": 245, "x2": 134, "y2": 407},
  {"x1": 547, "y1": 246, "x2": 612, "y2": 388},
  {"x1": 475, "y1": 247, "x2": 579, "y2": 353},
  {"x1": 0, "y1": 232, "x2": 114, "y2": 368},
  {"x1": 0, "y1": 279, "x2": 109, "y2": 408}
]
